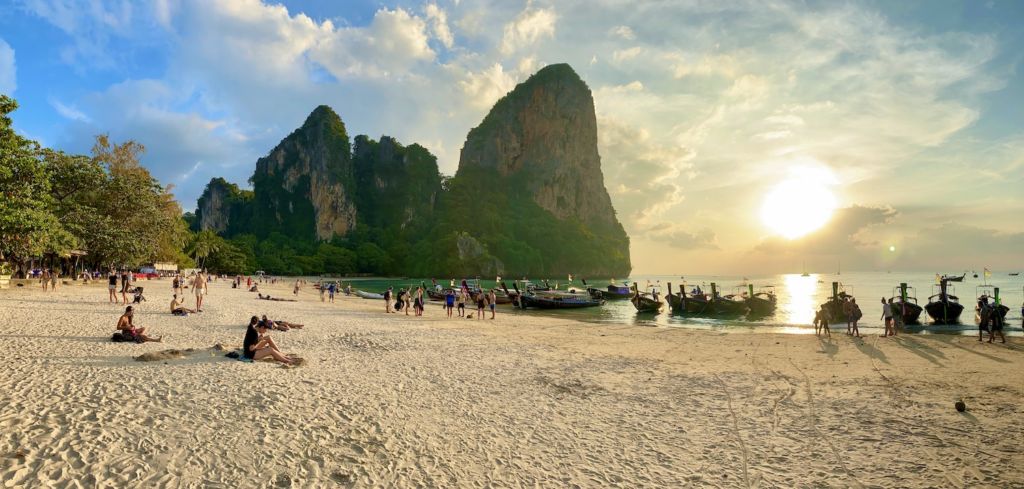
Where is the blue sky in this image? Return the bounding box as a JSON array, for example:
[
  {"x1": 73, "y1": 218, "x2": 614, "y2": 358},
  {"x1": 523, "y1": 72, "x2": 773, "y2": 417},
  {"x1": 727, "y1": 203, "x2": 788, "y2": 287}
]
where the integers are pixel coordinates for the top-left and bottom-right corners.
[{"x1": 1, "y1": 0, "x2": 1022, "y2": 273}]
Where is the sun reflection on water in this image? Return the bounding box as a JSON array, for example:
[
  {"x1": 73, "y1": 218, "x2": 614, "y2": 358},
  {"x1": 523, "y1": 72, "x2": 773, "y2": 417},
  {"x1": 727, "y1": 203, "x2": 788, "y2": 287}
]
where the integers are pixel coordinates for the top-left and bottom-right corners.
[{"x1": 783, "y1": 273, "x2": 818, "y2": 325}]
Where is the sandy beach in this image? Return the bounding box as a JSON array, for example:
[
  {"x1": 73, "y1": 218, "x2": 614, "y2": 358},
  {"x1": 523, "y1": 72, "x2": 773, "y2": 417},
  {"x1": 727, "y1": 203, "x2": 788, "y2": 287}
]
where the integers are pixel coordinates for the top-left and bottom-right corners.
[{"x1": 1, "y1": 278, "x2": 1022, "y2": 488}]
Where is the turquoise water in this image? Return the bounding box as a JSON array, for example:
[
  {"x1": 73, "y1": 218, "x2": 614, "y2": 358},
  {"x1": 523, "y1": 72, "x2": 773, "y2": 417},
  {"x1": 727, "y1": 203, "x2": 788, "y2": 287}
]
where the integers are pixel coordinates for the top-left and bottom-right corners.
[{"x1": 310, "y1": 272, "x2": 1024, "y2": 336}]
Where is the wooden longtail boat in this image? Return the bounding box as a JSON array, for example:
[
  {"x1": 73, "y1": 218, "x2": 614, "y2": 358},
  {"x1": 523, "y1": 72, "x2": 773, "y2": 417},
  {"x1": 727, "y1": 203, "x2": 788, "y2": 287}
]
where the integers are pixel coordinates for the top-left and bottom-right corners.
[
  {"x1": 631, "y1": 282, "x2": 663, "y2": 313},
  {"x1": 889, "y1": 283, "x2": 923, "y2": 324},
  {"x1": 925, "y1": 280, "x2": 964, "y2": 324}
]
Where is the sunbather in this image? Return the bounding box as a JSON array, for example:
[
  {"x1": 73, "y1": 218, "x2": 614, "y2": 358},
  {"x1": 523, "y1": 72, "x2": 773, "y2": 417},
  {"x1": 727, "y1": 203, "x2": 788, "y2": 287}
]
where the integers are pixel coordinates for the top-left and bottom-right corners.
[
  {"x1": 257, "y1": 293, "x2": 297, "y2": 302},
  {"x1": 260, "y1": 314, "x2": 304, "y2": 331}
]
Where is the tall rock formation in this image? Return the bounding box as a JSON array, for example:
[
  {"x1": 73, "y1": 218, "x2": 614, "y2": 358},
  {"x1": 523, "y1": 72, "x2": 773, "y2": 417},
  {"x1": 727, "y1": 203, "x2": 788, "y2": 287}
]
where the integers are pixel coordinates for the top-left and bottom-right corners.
[
  {"x1": 250, "y1": 105, "x2": 358, "y2": 240},
  {"x1": 443, "y1": 63, "x2": 631, "y2": 276},
  {"x1": 457, "y1": 63, "x2": 621, "y2": 231},
  {"x1": 195, "y1": 177, "x2": 252, "y2": 234},
  {"x1": 353, "y1": 135, "x2": 442, "y2": 231}
]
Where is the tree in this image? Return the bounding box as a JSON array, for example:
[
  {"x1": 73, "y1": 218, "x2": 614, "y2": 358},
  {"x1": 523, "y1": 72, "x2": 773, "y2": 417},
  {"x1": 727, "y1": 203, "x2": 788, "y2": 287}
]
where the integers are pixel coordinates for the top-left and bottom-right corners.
[{"x1": 0, "y1": 96, "x2": 67, "y2": 265}]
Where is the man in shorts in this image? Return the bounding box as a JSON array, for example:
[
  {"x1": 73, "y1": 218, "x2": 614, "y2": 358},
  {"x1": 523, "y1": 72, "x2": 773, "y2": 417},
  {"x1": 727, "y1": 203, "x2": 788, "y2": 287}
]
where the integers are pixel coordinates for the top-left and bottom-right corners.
[
  {"x1": 193, "y1": 270, "x2": 208, "y2": 312},
  {"x1": 108, "y1": 270, "x2": 118, "y2": 303},
  {"x1": 445, "y1": 289, "x2": 455, "y2": 318}
]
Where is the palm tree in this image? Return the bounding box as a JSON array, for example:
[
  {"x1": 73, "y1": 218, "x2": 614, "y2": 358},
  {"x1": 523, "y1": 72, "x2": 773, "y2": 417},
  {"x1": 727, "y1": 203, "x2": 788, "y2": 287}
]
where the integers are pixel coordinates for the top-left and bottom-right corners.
[{"x1": 190, "y1": 230, "x2": 221, "y2": 269}]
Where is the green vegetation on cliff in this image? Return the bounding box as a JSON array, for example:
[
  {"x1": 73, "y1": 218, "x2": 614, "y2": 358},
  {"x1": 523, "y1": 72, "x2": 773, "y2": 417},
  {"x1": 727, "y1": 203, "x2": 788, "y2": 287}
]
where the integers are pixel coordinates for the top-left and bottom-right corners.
[{"x1": 192, "y1": 63, "x2": 631, "y2": 277}]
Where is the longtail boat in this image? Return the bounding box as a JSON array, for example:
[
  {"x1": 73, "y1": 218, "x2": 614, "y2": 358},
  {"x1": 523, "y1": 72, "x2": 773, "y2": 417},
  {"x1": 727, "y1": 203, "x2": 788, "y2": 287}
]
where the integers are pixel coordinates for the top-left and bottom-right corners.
[
  {"x1": 631, "y1": 282, "x2": 663, "y2": 313},
  {"x1": 889, "y1": 283, "x2": 923, "y2": 324},
  {"x1": 925, "y1": 279, "x2": 963, "y2": 324}
]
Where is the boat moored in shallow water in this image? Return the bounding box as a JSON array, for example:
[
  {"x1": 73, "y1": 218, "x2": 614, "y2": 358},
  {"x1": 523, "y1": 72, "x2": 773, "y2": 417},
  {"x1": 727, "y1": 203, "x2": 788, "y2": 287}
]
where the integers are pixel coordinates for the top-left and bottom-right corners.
[
  {"x1": 631, "y1": 282, "x2": 663, "y2": 313},
  {"x1": 744, "y1": 284, "x2": 777, "y2": 316},
  {"x1": 925, "y1": 279, "x2": 963, "y2": 324},
  {"x1": 889, "y1": 283, "x2": 923, "y2": 324}
]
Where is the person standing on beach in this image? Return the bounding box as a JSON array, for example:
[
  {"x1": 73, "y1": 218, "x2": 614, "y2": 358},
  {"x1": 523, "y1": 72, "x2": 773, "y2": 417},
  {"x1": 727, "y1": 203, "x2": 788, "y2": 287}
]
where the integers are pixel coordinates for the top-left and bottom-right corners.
[
  {"x1": 888, "y1": 298, "x2": 899, "y2": 336},
  {"x1": 107, "y1": 270, "x2": 118, "y2": 303},
  {"x1": 293, "y1": 279, "x2": 300, "y2": 296},
  {"x1": 384, "y1": 287, "x2": 394, "y2": 313},
  {"x1": 400, "y1": 289, "x2": 411, "y2": 315},
  {"x1": 445, "y1": 288, "x2": 455, "y2": 318},
  {"x1": 880, "y1": 297, "x2": 892, "y2": 337},
  {"x1": 193, "y1": 270, "x2": 207, "y2": 312},
  {"x1": 414, "y1": 286, "x2": 424, "y2": 316},
  {"x1": 456, "y1": 289, "x2": 466, "y2": 317},
  {"x1": 319, "y1": 280, "x2": 326, "y2": 302},
  {"x1": 40, "y1": 269, "x2": 49, "y2": 290},
  {"x1": 328, "y1": 282, "x2": 336, "y2": 303},
  {"x1": 476, "y1": 292, "x2": 486, "y2": 320},
  {"x1": 120, "y1": 269, "x2": 131, "y2": 304},
  {"x1": 488, "y1": 289, "x2": 497, "y2": 320}
]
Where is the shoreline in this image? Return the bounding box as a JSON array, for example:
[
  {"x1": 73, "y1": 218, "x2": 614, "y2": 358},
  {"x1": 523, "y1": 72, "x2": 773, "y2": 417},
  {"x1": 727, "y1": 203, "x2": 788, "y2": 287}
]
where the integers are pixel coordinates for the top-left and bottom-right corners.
[{"x1": 1, "y1": 280, "x2": 1022, "y2": 486}]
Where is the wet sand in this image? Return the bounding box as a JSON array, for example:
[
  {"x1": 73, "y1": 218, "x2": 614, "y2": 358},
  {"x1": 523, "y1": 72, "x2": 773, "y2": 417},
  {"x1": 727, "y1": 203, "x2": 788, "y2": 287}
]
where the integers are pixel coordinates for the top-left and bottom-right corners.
[{"x1": 1, "y1": 279, "x2": 1022, "y2": 487}]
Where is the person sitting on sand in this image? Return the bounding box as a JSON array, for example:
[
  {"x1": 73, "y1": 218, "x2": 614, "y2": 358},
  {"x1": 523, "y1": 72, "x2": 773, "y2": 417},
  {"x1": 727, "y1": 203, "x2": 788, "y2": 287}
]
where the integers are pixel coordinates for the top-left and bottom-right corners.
[
  {"x1": 243, "y1": 316, "x2": 293, "y2": 365},
  {"x1": 257, "y1": 293, "x2": 297, "y2": 302},
  {"x1": 117, "y1": 306, "x2": 161, "y2": 342},
  {"x1": 170, "y1": 294, "x2": 196, "y2": 315},
  {"x1": 260, "y1": 315, "x2": 304, "y2": 331}
]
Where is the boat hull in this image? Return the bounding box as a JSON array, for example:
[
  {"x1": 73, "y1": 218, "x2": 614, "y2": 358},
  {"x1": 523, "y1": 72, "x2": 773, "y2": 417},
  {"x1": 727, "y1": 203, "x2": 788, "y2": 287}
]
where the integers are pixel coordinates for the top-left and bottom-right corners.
[
  {"x1": 891, "y1": 301, "x2": 923, "y2": 324},
  {"x1": 925, "y1": 300, "x2": 964, "y2": 324},
  {"x1": 711, "y1": 298, "x2": 749, "y2": 316},
  {"x1": 355, "y1": 290, "x2": 385, "y2": 300},
  {"x1": 745, "y1": 296, "x2": 777, "y2": 316},
  {"x1": 589, "y1": 287, "x2": 632, "y2": 300},
  {"x1": 520, "y1": 294, "x2": 603, "y2": 309},
  {"x1": 631, "y1": 295, "x2": 663, "y2": 313}
]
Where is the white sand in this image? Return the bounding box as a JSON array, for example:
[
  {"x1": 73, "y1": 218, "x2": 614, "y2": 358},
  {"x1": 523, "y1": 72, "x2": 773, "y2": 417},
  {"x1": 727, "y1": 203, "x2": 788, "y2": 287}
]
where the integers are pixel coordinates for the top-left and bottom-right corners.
[{"x1": 1, "y1": 278, "x2": 1022, "y2": 487}]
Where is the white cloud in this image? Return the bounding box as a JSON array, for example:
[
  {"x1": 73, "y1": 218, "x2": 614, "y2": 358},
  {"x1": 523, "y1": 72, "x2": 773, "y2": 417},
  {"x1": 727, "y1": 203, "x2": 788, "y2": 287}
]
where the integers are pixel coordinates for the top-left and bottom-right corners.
[
  {"x1": 459, "y1": 63, "x2": 516, "y2": 109},
  {"x1": 610, "y1": 25, "x2": 635, "y2": 41},
  {"x1": 49, "y1": 97, "x2": 91, "y2": 122},
  {"x1": 500, "y1": 5, "x2": 556, "y2": 55},
  {"x1": 0, "y1": 39, "x2": 15, "y2": 94},
  {"x1": 425, "y1": 4, "x2": 454, "y2": 49}
]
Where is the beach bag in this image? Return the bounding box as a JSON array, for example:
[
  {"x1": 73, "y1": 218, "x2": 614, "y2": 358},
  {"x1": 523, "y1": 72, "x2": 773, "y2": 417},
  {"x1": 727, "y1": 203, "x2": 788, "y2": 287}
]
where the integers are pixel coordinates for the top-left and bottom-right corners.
[{"x1": 852, "y1": 306, "x2": 863, "y2": 321}]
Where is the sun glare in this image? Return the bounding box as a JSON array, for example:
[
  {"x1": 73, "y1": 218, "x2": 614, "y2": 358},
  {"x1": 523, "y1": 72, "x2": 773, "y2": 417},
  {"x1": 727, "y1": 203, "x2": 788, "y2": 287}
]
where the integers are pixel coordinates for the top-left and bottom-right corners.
[{"x1": 760, "y1": 167, "x2": 837, "y2": 239}]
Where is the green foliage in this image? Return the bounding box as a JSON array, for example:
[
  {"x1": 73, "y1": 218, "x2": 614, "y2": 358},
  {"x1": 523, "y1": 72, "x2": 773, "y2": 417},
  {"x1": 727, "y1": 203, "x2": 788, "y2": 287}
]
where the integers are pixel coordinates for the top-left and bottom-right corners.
[{"x1": 0, "y1": 96, "x2": 67, "y2": 262}]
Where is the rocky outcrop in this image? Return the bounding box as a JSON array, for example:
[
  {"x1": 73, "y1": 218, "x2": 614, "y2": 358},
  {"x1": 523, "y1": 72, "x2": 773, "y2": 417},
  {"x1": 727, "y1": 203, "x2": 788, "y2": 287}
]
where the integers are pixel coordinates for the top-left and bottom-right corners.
[
  {"x1": 195, "y1": 177, "x2": 253, "y2": 235},
  {"x1": 448, "y1": 63, "x2": 631, "y2": 276},
  {"x1": 251, "y1": 105, "x2": 358, "y2": 240},
  {"x1": 353, "y1": 135, "x2": 442, "y2": 231},
  {"x1": 458, "y1": 64, "x2": 621, "y2": 230}
]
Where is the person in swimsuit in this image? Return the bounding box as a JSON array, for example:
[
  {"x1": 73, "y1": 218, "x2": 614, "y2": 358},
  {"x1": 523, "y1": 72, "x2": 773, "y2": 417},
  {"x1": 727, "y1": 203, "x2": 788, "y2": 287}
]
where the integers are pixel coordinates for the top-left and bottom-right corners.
[
  {"x1": 476, "y1": 293, "x2": 486, "y2": 320},
  {"x1": 488, "y1": 290, "x2": 497, "y2": 319},
  {"x1": 243, "y1": 316, "x2": 293, "y2": 365},
  {"x1": 170, "y1": 294, "x2": 196, "y2": 315},
  {"x1": 193, "y1": 270, "x2": 207, "y2": 312},
  {"x1": 116, "y1": 306, "x2": 161, "y2": 342},
  {"x1": 456, "y1": 290, "x2": 466, "y2": 317},
  {"x1": 261, "y1": 315, "x2": 304, "y2": 331},
  {"x1": 108, "y1": 270, "x2": 118, "y2": 303}
]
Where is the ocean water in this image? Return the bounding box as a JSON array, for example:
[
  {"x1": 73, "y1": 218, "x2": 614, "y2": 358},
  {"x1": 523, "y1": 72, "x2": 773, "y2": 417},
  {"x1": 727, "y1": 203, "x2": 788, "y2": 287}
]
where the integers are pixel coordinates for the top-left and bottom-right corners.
[{"x1": 309, "y1": 272, "x2": 1024, "y2": 336}]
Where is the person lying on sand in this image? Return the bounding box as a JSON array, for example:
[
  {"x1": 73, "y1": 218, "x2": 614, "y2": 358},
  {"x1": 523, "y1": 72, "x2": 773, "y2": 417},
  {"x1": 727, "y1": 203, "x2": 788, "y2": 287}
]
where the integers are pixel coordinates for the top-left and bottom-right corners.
[
  {"x1": 243, "y1": 316, "x2": 293, "y2": 365},
  {"x1": 257, "y1": 293, "x2": 297, "y2": 302},
  {"x1": 117, "y1": 306, "x2": 161, "y2": 342},
  {"x1": 260, "y1": 315, "x2": 304, "y2": 331},
  {"x1": 170, "y1": 294, "x2": 196, "y2": 315}
]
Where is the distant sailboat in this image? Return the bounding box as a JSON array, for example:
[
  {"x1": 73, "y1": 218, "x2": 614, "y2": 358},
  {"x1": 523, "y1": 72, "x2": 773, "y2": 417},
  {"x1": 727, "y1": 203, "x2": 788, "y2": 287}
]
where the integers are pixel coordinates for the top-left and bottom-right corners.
[{"x1": 801, "y1": 261, "x2": 809, "y2": 277}]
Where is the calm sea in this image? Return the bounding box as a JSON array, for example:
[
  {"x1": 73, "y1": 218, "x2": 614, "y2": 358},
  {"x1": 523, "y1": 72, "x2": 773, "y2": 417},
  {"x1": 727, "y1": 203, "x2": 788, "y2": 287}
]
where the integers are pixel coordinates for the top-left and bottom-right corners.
[{"x1": 304, "y1": 271, "x2": 1023, "y2": 336}]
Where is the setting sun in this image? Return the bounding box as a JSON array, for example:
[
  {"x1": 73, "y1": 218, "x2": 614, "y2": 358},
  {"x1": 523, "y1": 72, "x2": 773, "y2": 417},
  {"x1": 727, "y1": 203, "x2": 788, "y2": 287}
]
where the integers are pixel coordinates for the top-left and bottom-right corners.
[{"x1": 760, "y1": 167, "x2": 838, "y2": 239}]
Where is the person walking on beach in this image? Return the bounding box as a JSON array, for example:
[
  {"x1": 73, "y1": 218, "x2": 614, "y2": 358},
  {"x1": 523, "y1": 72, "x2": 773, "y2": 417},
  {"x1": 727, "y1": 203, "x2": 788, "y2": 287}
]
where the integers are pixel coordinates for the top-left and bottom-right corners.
[
  {"x1": 987, "y1": 301, "x2": 1006, "y2": 344},
  {"x1": 384, "y1": 287, "x2": 394, "y2": 313},
  {"x1": 117, "y1": 306, "x2": 161, "y2": 342},
  {"x1": 849, "y1": 298, "x2": 862, "y2": 337},
  {"x1": 193, "y1": 270, "x2": 208, "y2": 312},
  {"x1": 120, "y1": 269, "x2": 131, "y2": 304},
  {"x1": 888, "y1": 298, "x2": 899, "y2": 336},
  {"x1": 400, "y1": 289, "x2": 411, "y2": 315},
  {"x1": 488, "y1": 289, "x2": 497, "y2": 320},
  {"x1": 293, "y1": 279, "x2": 300, "y2": 296},
  {"x1": 107, "y1": 270, "x2": 118, "y2": 303},
  {"x1": 445, "y1": 288, "x2": 455, "y2": 318},
  {"x1": 319, "y1": 280, "x2": 326, "y2": 302},
  {"x1": 49, "y1": 269, "x2": 58, "y2": 291},
  {"x1": 40, "y1": 269, "x2": 50, "y2": 290},
  {"x1": 880, "y1": 297, "x2": 893, "y2": 337},
  {"x1": 328, "y1": 282, "x2": 337, "y2": 303},
  {"x1": 813, "y1": 305, "x2": 831, "y2": 338}
]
